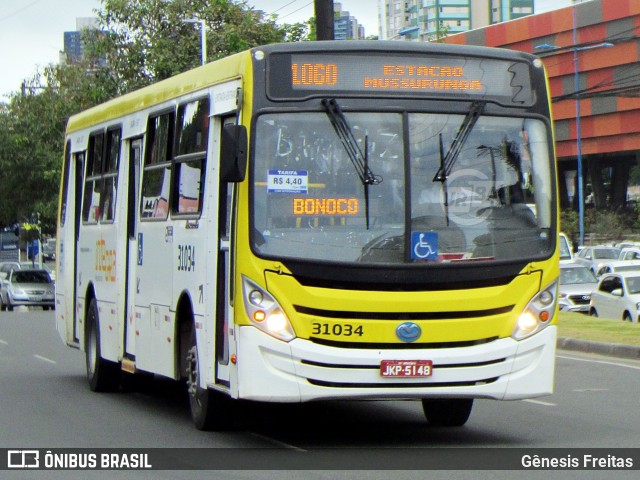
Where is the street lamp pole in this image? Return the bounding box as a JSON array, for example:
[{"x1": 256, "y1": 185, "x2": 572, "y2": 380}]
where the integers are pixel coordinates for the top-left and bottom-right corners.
[
  {"x1": 183, "y1": 19, "x2": 207, "y2": 66},
  {"x1": 573, "y1": 6, "x2": 585, "y2": 247},
  {"x1": 535, "y1": 10, "x2": 612, "y2": 247}
]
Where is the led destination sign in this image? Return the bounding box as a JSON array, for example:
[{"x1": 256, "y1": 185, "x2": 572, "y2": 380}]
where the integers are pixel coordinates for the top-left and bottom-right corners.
[
  {"x1": 291, "y1": 62, "x2": 482, "y2": 92},
  {"x1": 270, "y1": 53, "x2": 533, "y2": 104}
]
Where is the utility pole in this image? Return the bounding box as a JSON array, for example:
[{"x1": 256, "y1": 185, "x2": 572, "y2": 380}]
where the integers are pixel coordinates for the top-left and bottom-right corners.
[{"x1": 315, "y1": 0, "x2": 334, "y2": 40}]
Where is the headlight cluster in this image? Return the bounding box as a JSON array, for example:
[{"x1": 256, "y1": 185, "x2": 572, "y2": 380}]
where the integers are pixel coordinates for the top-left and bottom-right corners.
[
  {"x1": 242, "y1": 276, "x2": 296, "y2": 342},
  {"x1": 512, "y1": 280, "x2": 558, "y2": 340}
]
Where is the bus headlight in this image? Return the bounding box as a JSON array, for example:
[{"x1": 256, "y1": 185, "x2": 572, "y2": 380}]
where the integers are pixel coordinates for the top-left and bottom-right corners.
[
  {"x1": 242, "y1": 276, "x2": 296, "y2": 342},
  {"x1": 512, "y1": 280, "x2": 558, "y2": 341}
]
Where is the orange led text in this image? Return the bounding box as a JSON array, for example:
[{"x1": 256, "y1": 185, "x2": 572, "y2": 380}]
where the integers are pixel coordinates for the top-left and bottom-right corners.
[
  {"x1": 293, "y1": 198, "x2": 359, "y2": 215},
  {"x1": 292, "y1": 63, "x2": 338, "y2": 86}
]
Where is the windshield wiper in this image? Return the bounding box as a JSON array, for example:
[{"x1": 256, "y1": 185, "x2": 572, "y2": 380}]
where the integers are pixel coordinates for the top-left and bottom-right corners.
[
  {"x1": 322, "y1": 98, "x2": 382, "y2": 229},
  {"x1": 432, "y1": 101, "x2": 485, "y2": 183},
  {"x1": 433, "y1": 101, "x2": 485, "y2": 226}
]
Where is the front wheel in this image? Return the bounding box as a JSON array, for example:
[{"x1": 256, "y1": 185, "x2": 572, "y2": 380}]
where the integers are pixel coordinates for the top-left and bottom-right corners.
[
  {"x1": 85, "y1": 298, "x2": 121, "y2": 392},
  {"x1": 422, "y1": 398, "x2": 473, "y2": 427},
  {"x1": 589, "y1": 308, "x2": 598, "y2": 317},
  {"x1": 185, "y1": 326, "x2": 233, "y2": 431},
  {"x1": 623, "y1": 312, "x2": 633, "y2": 322}
]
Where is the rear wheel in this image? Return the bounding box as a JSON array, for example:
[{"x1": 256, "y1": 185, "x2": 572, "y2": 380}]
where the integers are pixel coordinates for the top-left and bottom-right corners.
[
  {"x1": 185, "y1": 324, "x2": 233, "y2": 431},
  {"x1": 85, "y1": 298, "x2": 121, "y2": 392},
  {"x1": 422, "y1": 398, "x2": 473, "y2": 427}
]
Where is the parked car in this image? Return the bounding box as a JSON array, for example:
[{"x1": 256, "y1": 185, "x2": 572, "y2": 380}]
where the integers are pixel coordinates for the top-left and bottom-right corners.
[
  {"x1": 18, "y1": 262, "x2": 56, "y2": 282},
  {"x1": 558, "y1": 262, "x2": 598, "y2": 313},
  {"x1": 594, "y1": 260, "x2": 640, "y2": 279},
  {"x1": 559, "y1": 232, "x2": 573, "y2": 262},
  {"x1": 574, "y1": 246, "x2": 621, "y2": 274},
  {"x1": 618, "y1": 247, "x2": 640, "y2": 261},
  {"x1": 0, "y1": 261, "x2": 20, "y2": 277},
  {"x1": 42, "y1": 238, "x2": 56, "y2": 262},
  {"x1": 0, "y1": 261, "x2": 56, "y2": 282},
  {"x1": 0, "y1": 269, "x2": 55, "y2": 311},
  {"x1": 589, "y1": 271, "x2": 640, "y2": 322}
]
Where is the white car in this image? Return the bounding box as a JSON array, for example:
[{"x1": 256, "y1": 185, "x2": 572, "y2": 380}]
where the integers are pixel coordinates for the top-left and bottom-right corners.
[
  {"x1": 589, "y1": 271, "x2": 640, "y2": 322},
  {"x1": 559, "y1": 232, "x2": 573, "y2": 262},
  {"x1": 618, "y1": 247, "x2": 640, "y2": 261},
  {"x1": 594, "y1": 260, "x2": 640, "y2": 279},
  {"x1": 574, "y1": 245, "x2": 621, "y2": 274},
  {"x1": 559, "y1": 262, "x2": 598, "y2": 313}
]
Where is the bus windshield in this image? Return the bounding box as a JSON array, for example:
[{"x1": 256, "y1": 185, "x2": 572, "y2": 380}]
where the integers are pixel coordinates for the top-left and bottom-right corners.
[{"x1": 253, "y1": 109, "x2": 553, "y2": 265}]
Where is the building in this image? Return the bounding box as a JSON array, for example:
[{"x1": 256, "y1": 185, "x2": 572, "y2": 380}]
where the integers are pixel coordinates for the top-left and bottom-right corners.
[
  {"x1": 62, "y1": 17, "x2": 99, "y2": 64},
  {"x1": 443, "y1": 0, "x2": 640, "y2": 212},
  {"x1": 379, "y1": 0, "x2": 534, "y2": 41},
  {"x1": 334, "y1": 2, "x2": 366, "y2": 40}
]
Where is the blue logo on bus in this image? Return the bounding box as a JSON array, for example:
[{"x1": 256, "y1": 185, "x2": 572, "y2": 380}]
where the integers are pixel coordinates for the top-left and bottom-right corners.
[{"x1": 396, "y1": 322, "x2": 421, "y2": 343}]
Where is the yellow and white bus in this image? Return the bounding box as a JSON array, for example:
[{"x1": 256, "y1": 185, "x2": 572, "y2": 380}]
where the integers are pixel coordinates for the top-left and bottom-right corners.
[{"x1": 56, "y1": 41, "x2": 559, "y2": 430}]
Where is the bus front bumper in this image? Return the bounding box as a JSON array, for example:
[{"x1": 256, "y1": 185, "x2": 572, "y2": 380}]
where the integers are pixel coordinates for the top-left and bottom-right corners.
[{"x1": 234, "y1": 325, "x2": 557, "y2": 402}]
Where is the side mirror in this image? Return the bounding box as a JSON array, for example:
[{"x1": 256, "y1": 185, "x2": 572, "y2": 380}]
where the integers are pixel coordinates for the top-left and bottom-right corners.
[
  {"x1": 220, "y1": 124, "x2": 247, "y2": 183},
  {"x1": 611, "y1": 288, "x2": 623, "y2": 297}
]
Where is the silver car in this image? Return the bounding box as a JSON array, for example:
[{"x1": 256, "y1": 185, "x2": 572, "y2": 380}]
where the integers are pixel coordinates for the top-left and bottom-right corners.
[
  {"x1": 574, "y1": 246, "x2": 621, "y2": 274},
  {"x1": 559, "y1": 263, "x2": 598, "y2": 313},
  {"x1": 0, "y1": 269, "x2": 55, "y2": 311}
]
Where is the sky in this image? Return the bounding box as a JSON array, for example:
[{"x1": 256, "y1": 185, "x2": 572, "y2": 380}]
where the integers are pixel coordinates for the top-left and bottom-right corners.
[{"x1": 0, "y1": 0, "x2": 572, "y2": 101}]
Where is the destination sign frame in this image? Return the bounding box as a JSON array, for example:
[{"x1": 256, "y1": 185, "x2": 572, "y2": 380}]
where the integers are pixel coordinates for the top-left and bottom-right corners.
[{"x1": 267, "y1": 52, "x2": 534, "y2": 106}]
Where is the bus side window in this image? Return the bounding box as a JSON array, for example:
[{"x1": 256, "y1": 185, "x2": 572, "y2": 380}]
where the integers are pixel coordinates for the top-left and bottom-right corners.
[
  {"x1": 100, "y1": 129, "x2": 121, "y2": 222},
  {"x1": 142, "y1": 111, "x2": 174, "y2": 220},
  {"x1": 173, "y1": 98, "x2": 209, "y2": 216},
  {"x1": 83, "y1": 132, "x2": 104, "y2": 223}
]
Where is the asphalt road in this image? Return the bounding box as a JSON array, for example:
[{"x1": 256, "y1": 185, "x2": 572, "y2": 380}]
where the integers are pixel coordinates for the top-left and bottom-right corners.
[{"x1": 1, "y1": 309, "x2": 639, "y2": 480}]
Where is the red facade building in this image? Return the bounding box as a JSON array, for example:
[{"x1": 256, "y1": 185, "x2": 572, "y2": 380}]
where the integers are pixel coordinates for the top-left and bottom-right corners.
[{"x1": 445, "y1": 0, "x2": 640, "y2": 209}]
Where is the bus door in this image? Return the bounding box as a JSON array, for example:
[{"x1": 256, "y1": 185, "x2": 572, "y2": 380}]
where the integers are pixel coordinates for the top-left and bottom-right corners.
[
  {"x1": 214, "y1": 114, "x2": 239, "y2": 384},
  {"x1": 57, "y1": 145, "x2": 84, "y2": 345},
  {"x1": 124, "y1": 138, "x2": 142, "y2": 358},
  {"x1": 71, "y1": 151, "x2": 84, "y2": 343}
]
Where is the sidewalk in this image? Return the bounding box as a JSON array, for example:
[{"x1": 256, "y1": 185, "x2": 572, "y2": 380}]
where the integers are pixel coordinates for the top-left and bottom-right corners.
[{"x1": 558, "y1": 337, "x2": 640, "y2": 360}]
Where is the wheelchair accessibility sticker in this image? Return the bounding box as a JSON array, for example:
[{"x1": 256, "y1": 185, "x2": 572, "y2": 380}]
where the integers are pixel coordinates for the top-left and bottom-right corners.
[{"x1": 411, "y1": 232, "x2": 438, "y2": 260}]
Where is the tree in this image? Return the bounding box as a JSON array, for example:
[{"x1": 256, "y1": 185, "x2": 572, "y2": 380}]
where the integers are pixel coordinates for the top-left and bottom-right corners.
[
  {"x1": 85, "y1": 0, "x2": 297, "y2": 94},
  {"x1": 0, "y1": 62, "x2": 118, "y2": 232},
  {"x1": 0, "y1": 0, "x2": 302, "y2": 231}
]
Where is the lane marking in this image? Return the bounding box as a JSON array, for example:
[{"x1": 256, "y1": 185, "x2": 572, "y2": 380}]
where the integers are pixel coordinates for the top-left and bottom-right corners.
[
  {"x1": 522, "y1": 399, "x2": 556, "y2": 407},
  {"x1": 34, "y1": 354, "x2": 56, "y2": 364},
  {"x1": 558, "y1": 354, "x2": 640, "y2": 371},
  {"x1": 0, "y1": 339, "x2": 8, "y2": 345},
  {"x1": 248, "y1": 432, "x2": 307, "y2": 452}
]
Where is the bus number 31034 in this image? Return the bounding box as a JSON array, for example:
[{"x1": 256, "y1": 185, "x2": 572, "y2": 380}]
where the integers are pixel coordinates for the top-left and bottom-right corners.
[
  {"x1": 178, "y1": 244, "x2": 196, "y2": 272},
  {"x1": 312, "y1": 323, "x2": 364, "y2": 337}
]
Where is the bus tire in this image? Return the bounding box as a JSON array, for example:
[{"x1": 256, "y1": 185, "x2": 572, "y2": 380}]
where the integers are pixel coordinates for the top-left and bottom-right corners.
[
  {"x1": 185, "y1": 326, "x2": 232, "y2": 431},
  {"x1": 422, "y1": 398, "x2": 473, "y2": 427},
  {"x1": 85, "y1": 298, "x2": 121, "y2": 392}
]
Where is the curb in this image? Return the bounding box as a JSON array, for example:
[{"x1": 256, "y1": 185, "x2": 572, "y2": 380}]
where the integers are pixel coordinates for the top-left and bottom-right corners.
[{"x1": 558, "y1": 337, "x2": 640, "y2": 360}]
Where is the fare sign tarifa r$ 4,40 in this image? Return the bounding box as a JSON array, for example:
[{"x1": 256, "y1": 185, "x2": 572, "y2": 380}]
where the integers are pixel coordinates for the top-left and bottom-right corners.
[{"x1": 290, "y1": 61, "x2": 484, "y2": 92}]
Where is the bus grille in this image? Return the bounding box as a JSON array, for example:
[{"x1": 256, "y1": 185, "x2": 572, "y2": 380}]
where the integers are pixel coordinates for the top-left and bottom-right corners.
[
  {"x1": 308, "y1": 337, "x2": 499, "y2": 349},
  {"x1": 295, "y1": 305, "x2": 514, "y2": 320}
]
